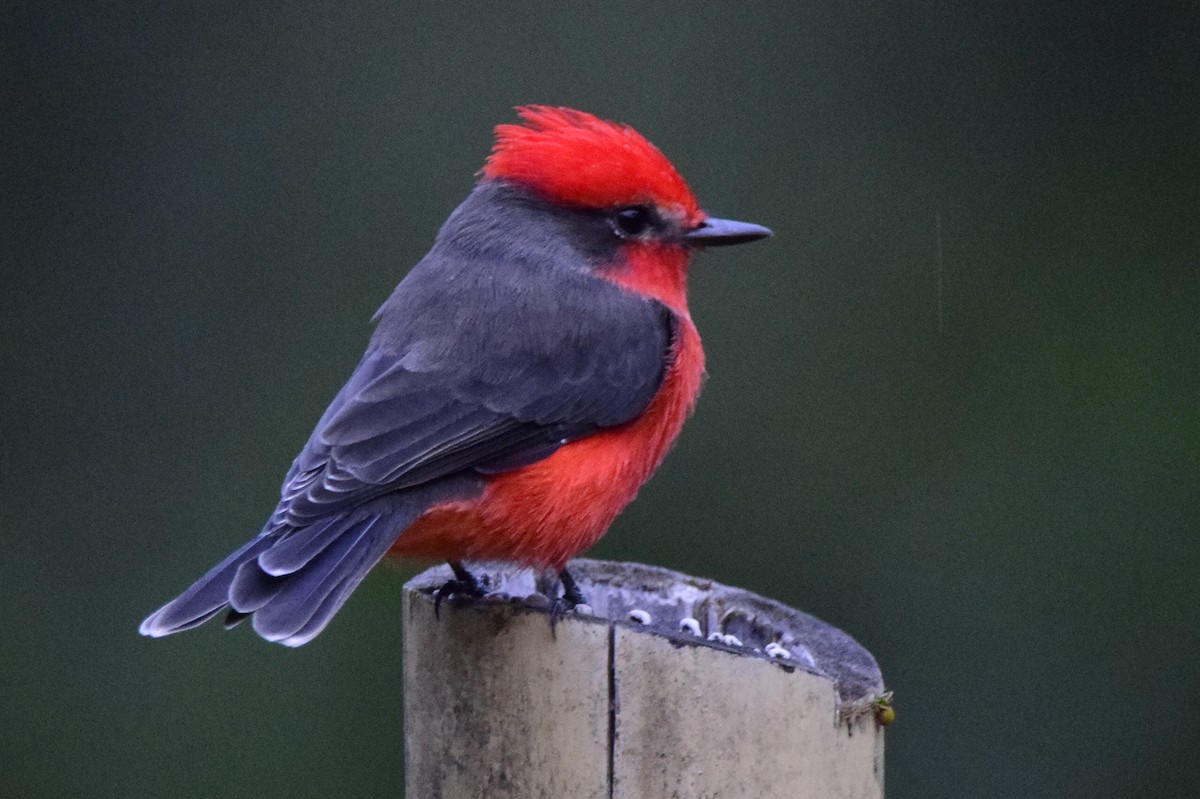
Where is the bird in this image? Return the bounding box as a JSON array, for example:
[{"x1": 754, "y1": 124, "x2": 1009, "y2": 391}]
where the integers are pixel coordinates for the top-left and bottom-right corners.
[{"x1": 139, "y1": 106, "x2": 771, "y2": 646}]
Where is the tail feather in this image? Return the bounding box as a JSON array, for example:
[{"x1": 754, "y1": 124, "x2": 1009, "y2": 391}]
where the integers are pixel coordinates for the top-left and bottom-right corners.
[
  {"x1": 260, "y1": 518, "x2": 397, "y2": 647},
  {"x1": 139, "y1": 536, "x2": 275, "y2": 637},
  {"x1": 252, "y1": 516, "x2": 389, "y2": 644},
  {"x1": 228, "y1": 559, "x2": 287, "y2": 613},
  {"x1": 255, "y1": 514, "x2": 344, "y2": 576},
  {"x1": 277, "y1": 569, "x2": 366, "y2": 646},
  {"x1": 223, "y1": 609, "x2": 251, "y2": 629},
  {"x1": 139, "y1": 513, "x2": 401, "y2": 646},
  {"x1": 139, "y1": 475, "x2": 483, "y2": 645}
]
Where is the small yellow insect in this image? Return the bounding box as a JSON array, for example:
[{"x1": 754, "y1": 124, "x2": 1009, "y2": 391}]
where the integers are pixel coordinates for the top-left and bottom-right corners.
[{"x1": 873, "y1": 693, "x2": 896, "y2": 727}]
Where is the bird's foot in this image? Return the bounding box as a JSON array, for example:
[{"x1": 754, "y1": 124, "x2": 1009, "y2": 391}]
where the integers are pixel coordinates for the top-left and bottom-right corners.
[
  {"x1": 548, "y1": 567, "x2": 588, "y2": 636},
  {"x1": 434, "y1": 562, "x2": 485, "y2": 618}
]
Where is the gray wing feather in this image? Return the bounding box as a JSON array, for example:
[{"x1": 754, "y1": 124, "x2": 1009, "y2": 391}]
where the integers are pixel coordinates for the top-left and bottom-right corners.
[{"x1": 276, "y1": 251, "x2": 673, "y2": 524}]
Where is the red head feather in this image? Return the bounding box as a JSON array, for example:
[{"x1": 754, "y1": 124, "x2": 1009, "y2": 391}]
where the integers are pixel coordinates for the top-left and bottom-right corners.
[{"x1": 482, "y1": 106, "x2": 702, "y2": 223}]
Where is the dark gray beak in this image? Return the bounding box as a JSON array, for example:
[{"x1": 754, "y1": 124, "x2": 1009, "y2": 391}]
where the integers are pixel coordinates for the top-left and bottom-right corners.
[{"x1": 684, "y1": 216, "x2": 773, "y2": 247}]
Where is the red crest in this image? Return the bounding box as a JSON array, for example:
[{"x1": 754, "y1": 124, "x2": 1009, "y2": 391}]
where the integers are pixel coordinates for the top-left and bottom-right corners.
[{"x1": 483, "y1": 106, "x2": 701, "y2": 222}]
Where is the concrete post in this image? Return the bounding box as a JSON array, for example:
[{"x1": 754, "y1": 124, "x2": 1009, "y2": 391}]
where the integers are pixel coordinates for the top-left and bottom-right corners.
[{"x1": 403, "y1": 559, "x2": 888, "y2": 798}]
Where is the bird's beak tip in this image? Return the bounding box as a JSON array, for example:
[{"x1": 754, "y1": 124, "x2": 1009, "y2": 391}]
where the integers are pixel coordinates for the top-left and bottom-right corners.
[{"x1": 684, "y1": 216, "x2": 773, "y2": 247}]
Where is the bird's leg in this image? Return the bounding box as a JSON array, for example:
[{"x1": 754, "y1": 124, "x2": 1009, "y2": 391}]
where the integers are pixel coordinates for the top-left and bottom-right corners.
[
  {"x1": 559, "y1": 567, "x2": 586, "y2": 607},
  {"x1": 549, "y1": 567, "x2": 588, "y2": 634},
  {"x1": 434, "y1": 561, "x2": 485, "y2": 618}
]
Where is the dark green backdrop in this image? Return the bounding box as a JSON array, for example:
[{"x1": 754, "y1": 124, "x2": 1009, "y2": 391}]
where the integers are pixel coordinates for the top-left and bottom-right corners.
[{"x1": 4, "y1": 3, "x2": 1197, "y2": 797}]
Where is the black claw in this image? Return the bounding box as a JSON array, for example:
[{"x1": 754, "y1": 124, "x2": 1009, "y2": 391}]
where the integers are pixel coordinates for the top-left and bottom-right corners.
[
  {"x1": 548, "y1": 599, "x2": 570, "y2": 636},
  {"x1": 549, "y1": 567, "x2": 587, "y2": 637},
  {"x1": 434, "y1": 561, "x2": 485, "y2": 618}
]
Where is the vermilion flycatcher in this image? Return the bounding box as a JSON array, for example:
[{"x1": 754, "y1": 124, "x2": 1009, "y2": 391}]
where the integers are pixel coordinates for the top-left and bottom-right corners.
[{"x1": 140, "y1": 106, "x2": 770, "y2": 646}]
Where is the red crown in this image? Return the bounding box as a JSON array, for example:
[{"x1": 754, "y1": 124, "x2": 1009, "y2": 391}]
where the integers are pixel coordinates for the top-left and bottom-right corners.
[{"x1": 482, "y1": 106, "x2": 701, "y2": 221}]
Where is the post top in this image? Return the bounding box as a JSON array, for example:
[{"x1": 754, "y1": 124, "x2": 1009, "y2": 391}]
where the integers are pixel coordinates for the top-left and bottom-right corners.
[{"x1": 405, "y1": 559, "x2": 885, "y2": 717}]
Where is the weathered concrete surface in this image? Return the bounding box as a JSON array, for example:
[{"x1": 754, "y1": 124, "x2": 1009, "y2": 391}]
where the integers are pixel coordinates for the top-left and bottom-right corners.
[{"x1": 404, "y1": 560, "x2": 887, "y2": 799}]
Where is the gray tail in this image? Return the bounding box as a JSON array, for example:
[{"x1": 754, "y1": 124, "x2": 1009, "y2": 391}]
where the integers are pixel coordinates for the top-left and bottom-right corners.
[
  {"x1": 139, "y1": 510, "x2": 413, "y2": 647},
  {"x1": 141, "y1": 475, "x2": 482, "y2": 646}
]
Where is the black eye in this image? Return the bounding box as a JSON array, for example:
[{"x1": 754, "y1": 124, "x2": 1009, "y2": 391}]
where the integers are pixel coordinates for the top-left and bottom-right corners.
[{"x1": 612, "y1": 206, "x2": 654, "y2": 238}]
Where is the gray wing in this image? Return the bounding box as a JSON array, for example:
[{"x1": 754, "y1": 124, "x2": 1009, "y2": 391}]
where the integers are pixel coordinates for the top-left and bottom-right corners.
[{"x1": 277, "y1": 250, "x2": 675, "y2": 525}]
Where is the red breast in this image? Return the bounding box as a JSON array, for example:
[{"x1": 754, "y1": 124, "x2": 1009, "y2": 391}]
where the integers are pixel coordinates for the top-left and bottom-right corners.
[{"x1": 392, "y1": 244, "x2": 704, "y2": 570}]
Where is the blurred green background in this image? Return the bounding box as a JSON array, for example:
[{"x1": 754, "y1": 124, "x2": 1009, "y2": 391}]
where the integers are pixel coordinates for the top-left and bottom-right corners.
[{"x1": 4, "y1": 3, "x2": 1197, "y2": 797}]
